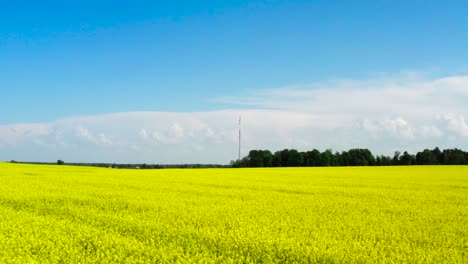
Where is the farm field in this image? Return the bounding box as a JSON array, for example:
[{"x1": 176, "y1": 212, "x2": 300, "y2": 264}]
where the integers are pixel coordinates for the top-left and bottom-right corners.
[{"x1": 0, "y1": 163, "x2": 466, "y2": 263}]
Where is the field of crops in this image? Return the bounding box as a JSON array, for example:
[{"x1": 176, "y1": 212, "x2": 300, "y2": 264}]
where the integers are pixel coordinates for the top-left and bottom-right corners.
[{"x1": 0, "y1": 162, "x2": 466, "y2": 263}]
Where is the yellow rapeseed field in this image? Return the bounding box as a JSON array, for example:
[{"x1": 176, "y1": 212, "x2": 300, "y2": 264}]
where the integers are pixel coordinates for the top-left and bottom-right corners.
[{"x1": 0, "y1": 162, "x2": 466, "y2": 263}]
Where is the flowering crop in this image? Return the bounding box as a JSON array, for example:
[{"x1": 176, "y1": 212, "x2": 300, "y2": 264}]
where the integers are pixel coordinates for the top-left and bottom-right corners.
[{"x1": 0, "y1": 163, "x2": 466, "y2": 263}]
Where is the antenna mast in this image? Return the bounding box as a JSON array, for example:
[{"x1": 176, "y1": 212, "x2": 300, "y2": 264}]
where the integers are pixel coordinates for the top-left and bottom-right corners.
[{"x1": 238, "y1": 116, "x2": 242, "y2": 161}]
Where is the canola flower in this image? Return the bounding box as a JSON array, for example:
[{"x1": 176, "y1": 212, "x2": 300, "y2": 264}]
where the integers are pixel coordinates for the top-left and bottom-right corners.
[{"x1": 0, "y1": 162, "x2": 466, "y2": 263}]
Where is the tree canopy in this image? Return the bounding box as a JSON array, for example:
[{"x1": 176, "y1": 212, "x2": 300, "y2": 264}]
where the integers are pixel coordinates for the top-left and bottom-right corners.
[{"x1": 231, "y1": 147, "x2": 468, "y2": 167}]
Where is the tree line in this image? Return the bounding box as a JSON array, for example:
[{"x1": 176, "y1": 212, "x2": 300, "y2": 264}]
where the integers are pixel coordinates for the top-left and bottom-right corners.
[
  {"x1": 230, "y1": 147, "x2": 468, "y2": 167},
  {"x1": 9, "y1": 147, "x2": 467, "y2": 169},
  {"x1": 9, "y1": 161, "x2": 229, "y2": 169}
]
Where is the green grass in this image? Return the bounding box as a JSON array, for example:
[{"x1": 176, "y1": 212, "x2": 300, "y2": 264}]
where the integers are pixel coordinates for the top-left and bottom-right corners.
[{"x1": 0, "y1": 163, "x2": 467, "y2": 263}]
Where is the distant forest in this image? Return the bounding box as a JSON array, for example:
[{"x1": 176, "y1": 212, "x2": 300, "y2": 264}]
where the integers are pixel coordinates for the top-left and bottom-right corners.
[
  {"x1": 9, "y1": 161, "x2": 229, "y2": 169},
  {"x1": 9, "y1": 147, "x2": 467, "y2": 169},
  {"x1": 231, "y1": 147, "x2": 468, "y2": 167}
]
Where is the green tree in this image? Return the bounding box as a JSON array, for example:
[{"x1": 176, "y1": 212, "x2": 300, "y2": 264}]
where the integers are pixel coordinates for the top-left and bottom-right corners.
[
  {"x1": 287, "y1": 149, "x2": 304, "y2": 167},
  {"x1": 416, "y1": 149, "x2": 439, "y2": 165},
  {"x1": 319, "y1": 149, "x2": 333, "y2": 166},
  {"x1": 248, "y1": 150, "x2": 263, "y2": 167},
  {"x1": 262, "y1": 150, "x2": 274, "y2": 167},
  {"x1": 273, "y1": 151, "x2": 282, "y2": 167},
  {"x1": 432, "y1": 147, "x2": 443, "y2": 164},
  {"x1": 347, "y1": 149, "x2": 375, "y2": 166},
  {"x1": 441, "y1": 149, "x2": 466, "y2": 165},
  {"x1": 399, "y1": 151, "x2": 415, "y2": 165},
  {"x1": 392, "y1": 151, "x2": 401, "y2": 165},
  {"x1": 305, "y1": 149, "x2": 321, "y2": 166},
  {"x1": 339, "y1": 151, "x2": 350, "y2": 166}
]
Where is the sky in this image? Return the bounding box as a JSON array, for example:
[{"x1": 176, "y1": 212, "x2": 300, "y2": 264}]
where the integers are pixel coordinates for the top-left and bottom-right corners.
[{"x1": 1, "y1": 0, "x2": 468, "y2": 163}]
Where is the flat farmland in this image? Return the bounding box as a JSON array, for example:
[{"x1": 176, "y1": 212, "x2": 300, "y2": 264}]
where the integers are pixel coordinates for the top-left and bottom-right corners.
[{"x1": 0, "y1": 163, "x2": 466, "y2": 263}]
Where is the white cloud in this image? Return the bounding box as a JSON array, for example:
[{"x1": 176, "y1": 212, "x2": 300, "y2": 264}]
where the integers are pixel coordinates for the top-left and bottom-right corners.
[
  {"x1": 441, "y1": 113, "x2": 468, "y2": 137},
  {"x1": 77, "y1": 127, "x2": 94, "y2": 141},
  {"x1": 0, "y1": 110, "x2": 341, "y2": 163},
  {"x1": 138, "y1": 129, "x2": 149, "y2": 139},
  {"x1": 1, "y1": 73, "x2": 468, "y2": 163},
  {"x1": 75, "y1": 127, "x2": 113, "y2": 146},
  {"x1": 0, "y1": 123, "x2": 51, "y2": 145},
  {"x1": 151, "y1": 131, "x2": 163, "y2": 143},
  {"x1": 98, "y1": 134, "x2": 112, "y2": 145},
  {"x1": 218, "y1": 74, "x2": 468, "y2": 120},
  {"x1": 168, "y1": 123, "x2": 184, "y2": 141},
  {"x1": 360, "y1": 118, "x2": 415, "y2": 140},
  {"x1": 420, "y1": 126, "x2": 443, "y2": 138}
]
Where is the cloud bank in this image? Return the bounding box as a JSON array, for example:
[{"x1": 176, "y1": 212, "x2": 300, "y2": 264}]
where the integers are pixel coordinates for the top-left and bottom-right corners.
[{"x1": 1, "y1": 74, "x2": 467, "y2": 163}]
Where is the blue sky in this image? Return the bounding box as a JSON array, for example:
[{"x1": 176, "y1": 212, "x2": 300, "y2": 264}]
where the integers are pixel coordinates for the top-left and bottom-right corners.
[{"x1": 1, "y1": 1, "x2": 468, "y2": 163}]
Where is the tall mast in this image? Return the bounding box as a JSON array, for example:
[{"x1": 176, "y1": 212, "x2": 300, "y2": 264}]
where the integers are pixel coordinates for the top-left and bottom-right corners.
[{"x1": 238, "y1": 116, "x2": 242, "y2": 161}]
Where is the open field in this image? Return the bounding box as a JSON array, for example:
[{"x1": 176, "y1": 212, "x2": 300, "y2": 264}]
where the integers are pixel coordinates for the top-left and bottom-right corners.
[{"x1": 0, "y1": 163, "x2": 466, "y2": 263}]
